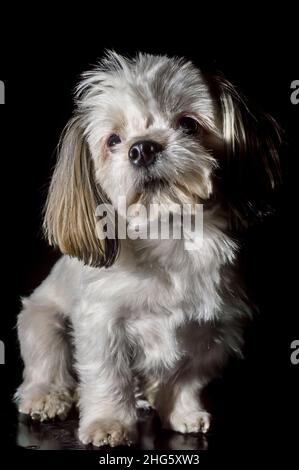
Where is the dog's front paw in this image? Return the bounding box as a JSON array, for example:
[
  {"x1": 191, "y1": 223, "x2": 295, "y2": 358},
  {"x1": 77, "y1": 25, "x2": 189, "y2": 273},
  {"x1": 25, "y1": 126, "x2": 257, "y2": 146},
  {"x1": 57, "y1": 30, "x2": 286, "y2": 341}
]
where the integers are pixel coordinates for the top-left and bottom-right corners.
[
  {"x1": 164, "y1": 410, "x2": 212, "y2": 434},
  {"x1": 17, "y1": 387, "x2": 74, "y2": 421},
  {"x1": 79, "y1": 419, "x2": 137, "y2": 447}
]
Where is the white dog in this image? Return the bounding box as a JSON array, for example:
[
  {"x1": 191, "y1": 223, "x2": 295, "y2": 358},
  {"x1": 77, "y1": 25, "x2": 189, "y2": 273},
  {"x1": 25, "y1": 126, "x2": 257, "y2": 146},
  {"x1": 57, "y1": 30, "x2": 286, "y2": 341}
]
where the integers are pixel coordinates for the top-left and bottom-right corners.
[{"x1": 15, "y1": 52, "x2": 280, "y2": 447}]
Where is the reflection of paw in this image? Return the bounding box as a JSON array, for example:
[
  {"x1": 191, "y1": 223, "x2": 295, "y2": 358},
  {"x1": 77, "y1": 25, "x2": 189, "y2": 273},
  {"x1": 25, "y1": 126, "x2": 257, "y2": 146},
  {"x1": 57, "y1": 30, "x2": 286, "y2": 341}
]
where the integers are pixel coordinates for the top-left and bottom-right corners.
[
  {"x1": 18, "y1": 389, "x2": 73, "y2": 421},
  {"x1": 79, "y1": 419, "x2": 137, "y2": 447},
  {"x1": 165, "y1": 410, "x2": 212, "y2": 434}
]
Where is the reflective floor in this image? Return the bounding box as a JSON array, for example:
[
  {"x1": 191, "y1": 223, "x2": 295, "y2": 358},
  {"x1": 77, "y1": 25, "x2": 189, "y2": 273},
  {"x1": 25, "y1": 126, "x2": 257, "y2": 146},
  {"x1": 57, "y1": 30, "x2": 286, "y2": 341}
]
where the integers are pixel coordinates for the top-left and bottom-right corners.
[
  {"x1": 5, "y1": 353, "x2": 298, "y2": 460},
  {"x1": 4, "y1": 374, "x2": 297, "y2": 467},
  {"x1": 17, "y1": 409, "x2": 209, "y2": 451}
]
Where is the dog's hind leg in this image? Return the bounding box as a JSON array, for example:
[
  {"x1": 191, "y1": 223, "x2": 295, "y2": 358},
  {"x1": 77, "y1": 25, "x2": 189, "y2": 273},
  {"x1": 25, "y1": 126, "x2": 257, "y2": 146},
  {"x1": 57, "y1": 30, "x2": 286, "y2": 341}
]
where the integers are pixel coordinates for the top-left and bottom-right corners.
[{"x1": 15, "y1": 257, "x2": 79, "y2": 421}]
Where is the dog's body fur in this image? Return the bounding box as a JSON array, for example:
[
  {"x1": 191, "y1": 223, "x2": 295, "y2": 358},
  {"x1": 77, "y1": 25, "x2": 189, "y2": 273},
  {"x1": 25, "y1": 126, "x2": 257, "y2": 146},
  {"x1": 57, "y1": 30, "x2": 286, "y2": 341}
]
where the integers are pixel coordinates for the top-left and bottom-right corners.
[{"x1": 16, "y1": 52, "x2": 280, "y2": 447}]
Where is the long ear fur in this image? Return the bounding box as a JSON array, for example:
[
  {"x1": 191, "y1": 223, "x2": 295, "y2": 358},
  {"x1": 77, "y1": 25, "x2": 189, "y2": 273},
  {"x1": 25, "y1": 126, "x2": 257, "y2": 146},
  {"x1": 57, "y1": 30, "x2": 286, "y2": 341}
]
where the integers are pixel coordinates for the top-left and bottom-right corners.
[
  {"x1": 43, "y1": 116, "x2": 118, "y2": 267},
  {"x1": 209, "y1": 74, "x2": 282, "y2": 229}
]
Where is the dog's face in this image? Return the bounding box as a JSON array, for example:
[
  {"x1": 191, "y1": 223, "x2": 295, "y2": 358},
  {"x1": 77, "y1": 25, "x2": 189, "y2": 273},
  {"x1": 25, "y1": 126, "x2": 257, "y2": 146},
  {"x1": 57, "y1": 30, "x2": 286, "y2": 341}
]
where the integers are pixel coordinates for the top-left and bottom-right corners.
[
  {"x1": 44, "y1": 52, "x2": 281, "y2": 267},
  {"x1": 80, "y1": 54, "x2": 218, "y2": 209}
]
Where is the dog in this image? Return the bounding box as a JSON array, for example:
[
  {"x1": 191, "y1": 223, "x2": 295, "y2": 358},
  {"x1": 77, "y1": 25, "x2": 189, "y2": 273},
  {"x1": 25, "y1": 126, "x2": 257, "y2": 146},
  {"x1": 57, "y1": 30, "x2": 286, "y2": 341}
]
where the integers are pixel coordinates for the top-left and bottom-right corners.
[{"x1": 15, "y1": 52, "x2": 281, "y2": 447}]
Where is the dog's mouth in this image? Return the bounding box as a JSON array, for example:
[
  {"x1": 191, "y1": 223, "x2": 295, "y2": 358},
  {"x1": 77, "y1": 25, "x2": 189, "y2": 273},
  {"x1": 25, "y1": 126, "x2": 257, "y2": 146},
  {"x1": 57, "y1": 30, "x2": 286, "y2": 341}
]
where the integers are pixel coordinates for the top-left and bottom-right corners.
[
  {"x1": 133, "y1": 167, "x2": 170, "y2": 193},
  {"x1": 140, "y1": 177, "x2": 169, "y2": 193},
  {"x1": 130, "y1": 160, "x2": 210, "y2": 206},
  {"x1": 132, "y1": 173, "x2": 209, "y2": 208},
  {"x1": 132, "y1": 175, "x2": 201, "y2": 206},
  {"x1": 131, "y1": 177, "x2": 168, "y2": 205}
]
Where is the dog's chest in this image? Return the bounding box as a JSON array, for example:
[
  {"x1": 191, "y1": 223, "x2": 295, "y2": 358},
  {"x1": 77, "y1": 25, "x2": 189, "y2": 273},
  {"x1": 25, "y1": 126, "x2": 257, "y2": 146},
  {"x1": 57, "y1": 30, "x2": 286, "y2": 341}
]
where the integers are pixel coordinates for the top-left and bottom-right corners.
[
  {"x1": 124, "y1": 255, "x2": 223, "y2": 372},
  {"x1": 131, "y1": 308, "x2": 219, "y2": 374}
]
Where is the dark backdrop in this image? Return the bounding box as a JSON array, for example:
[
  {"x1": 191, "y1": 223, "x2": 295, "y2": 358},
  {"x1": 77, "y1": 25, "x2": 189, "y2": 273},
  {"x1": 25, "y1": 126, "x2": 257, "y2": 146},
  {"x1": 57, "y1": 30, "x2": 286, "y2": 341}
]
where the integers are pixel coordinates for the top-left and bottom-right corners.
[{"x1": 0, "y1": 18, "x2": 298, "y2": 465}]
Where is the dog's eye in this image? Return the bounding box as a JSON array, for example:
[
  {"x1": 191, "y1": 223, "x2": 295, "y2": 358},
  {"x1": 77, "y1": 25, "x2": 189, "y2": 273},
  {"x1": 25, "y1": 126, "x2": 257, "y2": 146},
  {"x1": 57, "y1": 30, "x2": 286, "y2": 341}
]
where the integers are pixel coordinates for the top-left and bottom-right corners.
[
  {"x1": 177, "y1": 116, "x2": 199, "y2": 136},
  {"x1": 107, "y1": 134, "x2": 121, "y2": 147}
]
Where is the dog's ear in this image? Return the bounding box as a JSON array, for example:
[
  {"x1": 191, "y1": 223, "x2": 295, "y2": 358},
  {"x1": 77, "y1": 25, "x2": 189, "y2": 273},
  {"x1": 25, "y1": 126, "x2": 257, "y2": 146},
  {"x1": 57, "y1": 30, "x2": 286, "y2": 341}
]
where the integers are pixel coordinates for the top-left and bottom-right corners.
[
  {"x1": 43, "y1": 116, "x2": 118, "y2": 267},
  {"x1": 209, "y1": 74, "x2": 282, "y2": 229}
]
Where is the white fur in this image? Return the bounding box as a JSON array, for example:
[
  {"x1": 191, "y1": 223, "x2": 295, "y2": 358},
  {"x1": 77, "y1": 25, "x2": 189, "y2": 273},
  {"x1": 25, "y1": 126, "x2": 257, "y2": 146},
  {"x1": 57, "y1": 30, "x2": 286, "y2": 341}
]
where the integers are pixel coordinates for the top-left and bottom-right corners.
[{"x1": 15, "y1": 52, "x2": 264, "y2": 447}]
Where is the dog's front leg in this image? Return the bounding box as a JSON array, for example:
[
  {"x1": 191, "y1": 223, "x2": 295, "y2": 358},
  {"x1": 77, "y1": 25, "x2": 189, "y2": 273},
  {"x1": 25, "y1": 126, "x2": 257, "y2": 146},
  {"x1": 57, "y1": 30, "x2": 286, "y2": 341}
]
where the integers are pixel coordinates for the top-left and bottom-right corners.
[
  {"x1": 154, "y1": 365, "x2": 211, "y2": 435},
  {"x1": 75, "y1": 312, "x2": 137, "y2": 447}
]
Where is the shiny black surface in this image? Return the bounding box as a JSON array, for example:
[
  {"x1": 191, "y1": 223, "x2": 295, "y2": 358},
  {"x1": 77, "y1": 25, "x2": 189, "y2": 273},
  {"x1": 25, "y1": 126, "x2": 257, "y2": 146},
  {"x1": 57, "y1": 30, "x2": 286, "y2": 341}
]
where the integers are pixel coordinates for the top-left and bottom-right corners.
[
  {"x1": 5, "y1": 354, "x2": 298, "y2": 460},
  {"x1": 16, "y1": 409, "x2": 209, "y2": 451}
]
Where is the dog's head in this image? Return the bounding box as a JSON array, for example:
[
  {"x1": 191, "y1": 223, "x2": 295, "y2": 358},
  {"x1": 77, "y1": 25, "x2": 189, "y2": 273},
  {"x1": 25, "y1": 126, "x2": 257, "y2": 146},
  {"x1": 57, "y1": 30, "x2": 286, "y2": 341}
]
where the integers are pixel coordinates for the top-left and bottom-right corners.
[{"x1": 44, "y1": 51, "x2": 281, "y2": 267}]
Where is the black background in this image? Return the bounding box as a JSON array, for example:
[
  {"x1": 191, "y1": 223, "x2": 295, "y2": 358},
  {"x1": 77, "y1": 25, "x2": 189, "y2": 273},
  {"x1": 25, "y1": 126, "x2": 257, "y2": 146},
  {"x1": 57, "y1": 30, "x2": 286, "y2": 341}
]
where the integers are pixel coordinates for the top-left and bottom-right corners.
[{"x1": 0, "y1": 13, "x2": 298, "y2": 466}]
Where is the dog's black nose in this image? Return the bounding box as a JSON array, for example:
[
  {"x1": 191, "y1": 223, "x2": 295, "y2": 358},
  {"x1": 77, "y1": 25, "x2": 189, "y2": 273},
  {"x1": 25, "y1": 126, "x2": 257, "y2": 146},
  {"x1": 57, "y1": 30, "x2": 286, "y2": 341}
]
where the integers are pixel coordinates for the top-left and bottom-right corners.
[{"x1": 129, "y1": 140, "x2": 162, "y2": 167}]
